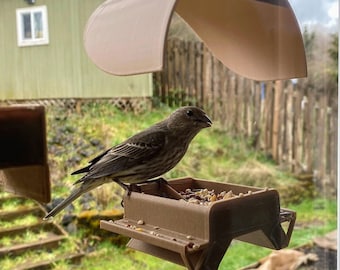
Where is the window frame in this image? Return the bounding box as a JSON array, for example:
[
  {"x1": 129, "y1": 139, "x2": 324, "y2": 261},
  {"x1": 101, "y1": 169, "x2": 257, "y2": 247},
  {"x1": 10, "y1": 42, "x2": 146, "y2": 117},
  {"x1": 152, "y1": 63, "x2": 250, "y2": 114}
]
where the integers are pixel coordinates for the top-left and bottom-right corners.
[{"x1": 16, "y1": 5, "x2": 49, "y2": 47}]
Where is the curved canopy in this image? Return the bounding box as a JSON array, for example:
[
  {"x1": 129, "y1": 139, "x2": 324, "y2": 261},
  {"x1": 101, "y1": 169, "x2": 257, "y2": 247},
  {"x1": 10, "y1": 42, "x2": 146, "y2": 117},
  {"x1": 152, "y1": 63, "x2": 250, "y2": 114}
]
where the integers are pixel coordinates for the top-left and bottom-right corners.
[{"x1": 84, "y1": 0, "x2": 307, "y2": 80}]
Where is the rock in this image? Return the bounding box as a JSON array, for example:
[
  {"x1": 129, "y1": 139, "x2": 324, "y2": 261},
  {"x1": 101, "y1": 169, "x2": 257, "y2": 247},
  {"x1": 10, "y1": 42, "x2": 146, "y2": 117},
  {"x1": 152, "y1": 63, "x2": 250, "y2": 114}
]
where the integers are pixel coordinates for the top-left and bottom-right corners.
[
  {"x1": 90, "y1": 139, "x2": 102, "y2": 146},
  {"x1": 62, "y1": 214, "x2": 76, "y2": 227}
]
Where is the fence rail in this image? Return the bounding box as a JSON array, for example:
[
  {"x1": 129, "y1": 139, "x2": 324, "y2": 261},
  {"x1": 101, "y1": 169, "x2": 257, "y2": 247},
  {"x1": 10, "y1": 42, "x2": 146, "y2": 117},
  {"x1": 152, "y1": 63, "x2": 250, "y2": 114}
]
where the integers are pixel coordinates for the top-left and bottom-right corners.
[{"x1": 153, "y1": 39, "x2": 338, "y2": 195}]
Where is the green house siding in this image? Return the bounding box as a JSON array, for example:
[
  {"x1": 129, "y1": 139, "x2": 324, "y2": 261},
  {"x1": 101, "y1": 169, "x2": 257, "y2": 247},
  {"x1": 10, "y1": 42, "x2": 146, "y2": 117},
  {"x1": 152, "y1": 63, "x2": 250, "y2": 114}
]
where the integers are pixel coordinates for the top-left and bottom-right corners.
[{"x1": 0, "y1": 0, "x2": 152, "y2": 99}]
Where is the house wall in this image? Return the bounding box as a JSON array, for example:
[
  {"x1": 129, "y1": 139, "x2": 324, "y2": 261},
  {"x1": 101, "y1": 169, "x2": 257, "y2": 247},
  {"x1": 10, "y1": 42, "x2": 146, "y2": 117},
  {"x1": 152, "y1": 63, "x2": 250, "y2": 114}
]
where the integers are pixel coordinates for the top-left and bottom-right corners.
[{"x1": 0, "y1": 0, "x2": 152, "y2": 99}]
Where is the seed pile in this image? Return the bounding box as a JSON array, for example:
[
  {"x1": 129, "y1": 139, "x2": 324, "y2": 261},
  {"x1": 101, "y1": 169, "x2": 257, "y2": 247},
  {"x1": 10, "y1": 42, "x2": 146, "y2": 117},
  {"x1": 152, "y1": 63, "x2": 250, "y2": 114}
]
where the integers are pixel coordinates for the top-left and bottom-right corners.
[{"x1": 179, "y1": 188, "x2": 241, "y2": 205}]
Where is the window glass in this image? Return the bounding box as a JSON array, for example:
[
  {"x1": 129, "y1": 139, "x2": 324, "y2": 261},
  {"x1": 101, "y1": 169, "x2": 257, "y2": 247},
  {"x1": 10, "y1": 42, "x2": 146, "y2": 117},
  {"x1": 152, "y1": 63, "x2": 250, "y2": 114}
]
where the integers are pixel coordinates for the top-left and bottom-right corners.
[
  {"x1": 33, "y1": 12, "x2": 43, "y2": 39},
  {"x1": 22, "y1": 13, "x2": 32, "y2": 39}
]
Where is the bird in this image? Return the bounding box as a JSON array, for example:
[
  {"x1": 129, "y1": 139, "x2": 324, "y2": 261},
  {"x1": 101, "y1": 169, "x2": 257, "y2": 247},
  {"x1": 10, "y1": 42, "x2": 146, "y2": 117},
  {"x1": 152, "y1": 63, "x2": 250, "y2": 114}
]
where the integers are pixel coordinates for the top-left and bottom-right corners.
[{"x1": 44, "y1": 106, "x2": 212, "y2": 219}]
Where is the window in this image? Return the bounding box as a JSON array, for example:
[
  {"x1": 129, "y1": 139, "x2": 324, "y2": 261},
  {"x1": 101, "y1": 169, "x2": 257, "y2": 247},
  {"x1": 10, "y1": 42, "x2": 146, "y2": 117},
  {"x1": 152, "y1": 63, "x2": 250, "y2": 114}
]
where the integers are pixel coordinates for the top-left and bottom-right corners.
[{"x1": 16, "y1": 6, "x2": 49, "y2": 47}]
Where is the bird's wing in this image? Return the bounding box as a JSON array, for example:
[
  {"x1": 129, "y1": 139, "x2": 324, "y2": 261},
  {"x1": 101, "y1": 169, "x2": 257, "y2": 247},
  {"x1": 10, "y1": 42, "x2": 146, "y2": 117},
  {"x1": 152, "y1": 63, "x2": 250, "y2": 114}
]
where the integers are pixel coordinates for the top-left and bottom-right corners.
[
  {"x1": 74, "y1": 128, "x2": 166, "y2": 181},
  {"x1": 71, "y1": 148, "x2": 111, "y2": 175}
]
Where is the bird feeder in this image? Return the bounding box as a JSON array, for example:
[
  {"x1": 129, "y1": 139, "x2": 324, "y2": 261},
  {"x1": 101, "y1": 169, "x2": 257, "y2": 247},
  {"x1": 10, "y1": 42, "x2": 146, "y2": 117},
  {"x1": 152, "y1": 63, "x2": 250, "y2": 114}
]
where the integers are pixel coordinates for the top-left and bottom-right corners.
[
  {"x1": 100, "y1": 178, "x2": 296, "y2": 270},
  {"x1": 0, "y1": 105, "x2": 50, "y2": 203}
]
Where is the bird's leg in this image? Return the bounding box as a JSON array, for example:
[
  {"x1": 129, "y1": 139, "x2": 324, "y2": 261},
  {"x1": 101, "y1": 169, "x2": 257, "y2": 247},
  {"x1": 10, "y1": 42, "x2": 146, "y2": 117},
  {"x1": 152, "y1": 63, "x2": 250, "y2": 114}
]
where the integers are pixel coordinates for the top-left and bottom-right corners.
[
  {"x1": 114, "y1": 178, "x2": 130, "y2": 193},
  {"x1": 114, "y1": 178, "x2": 143, "y2": 197},
  {"x1": 113, "y1": 179, "x2": 133, "y2": 208}
]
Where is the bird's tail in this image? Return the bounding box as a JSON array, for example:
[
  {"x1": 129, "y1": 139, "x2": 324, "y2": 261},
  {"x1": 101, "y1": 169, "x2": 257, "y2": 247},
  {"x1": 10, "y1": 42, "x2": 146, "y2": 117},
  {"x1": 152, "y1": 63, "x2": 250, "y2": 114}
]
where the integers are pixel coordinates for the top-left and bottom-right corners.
[{"x1": 43, "y1": 181, "x2": 99, "y2": 220}]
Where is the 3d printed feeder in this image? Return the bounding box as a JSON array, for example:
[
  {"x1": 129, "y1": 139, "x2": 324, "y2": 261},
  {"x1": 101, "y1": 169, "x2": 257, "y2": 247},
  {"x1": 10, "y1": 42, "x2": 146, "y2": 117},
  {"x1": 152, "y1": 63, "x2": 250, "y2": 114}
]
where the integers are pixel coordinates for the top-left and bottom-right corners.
[{"x1": 100, "y1": 178, "x2": 296, "y2": 270}]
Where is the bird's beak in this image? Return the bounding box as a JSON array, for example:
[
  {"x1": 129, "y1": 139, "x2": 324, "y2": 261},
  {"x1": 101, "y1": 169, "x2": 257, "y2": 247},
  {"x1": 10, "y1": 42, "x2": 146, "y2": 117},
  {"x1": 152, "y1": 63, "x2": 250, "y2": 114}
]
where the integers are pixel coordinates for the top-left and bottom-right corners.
[
  {"x1": 198, "y1": 114, "x2": 212, "y2": 128},
  {"x1": 205, "y1": 115, "x2": 212, "y2": 127}
]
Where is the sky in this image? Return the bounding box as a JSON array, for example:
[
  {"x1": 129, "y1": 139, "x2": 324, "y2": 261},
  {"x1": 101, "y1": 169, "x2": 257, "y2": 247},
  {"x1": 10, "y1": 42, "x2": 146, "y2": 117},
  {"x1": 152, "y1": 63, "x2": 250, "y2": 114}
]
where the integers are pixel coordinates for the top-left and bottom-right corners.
[{"x1": 289, "y1": 0, "x2": 338, "y2": 29}]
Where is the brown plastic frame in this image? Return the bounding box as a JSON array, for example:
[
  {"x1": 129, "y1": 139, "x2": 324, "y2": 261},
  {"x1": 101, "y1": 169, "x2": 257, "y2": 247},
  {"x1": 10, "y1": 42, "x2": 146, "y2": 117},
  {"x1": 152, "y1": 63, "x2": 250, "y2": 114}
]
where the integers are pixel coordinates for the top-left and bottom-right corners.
[{"x1": 100, "y1": 178, "x2": 296, "y2": 269}]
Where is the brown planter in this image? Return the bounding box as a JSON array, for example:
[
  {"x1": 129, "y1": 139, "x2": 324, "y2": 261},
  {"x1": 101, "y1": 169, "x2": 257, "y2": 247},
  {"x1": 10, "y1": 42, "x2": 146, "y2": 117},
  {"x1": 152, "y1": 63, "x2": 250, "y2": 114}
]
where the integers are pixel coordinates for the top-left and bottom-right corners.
[{"x1": 100, "y1": 177, "x2": 296, "y2": 270}]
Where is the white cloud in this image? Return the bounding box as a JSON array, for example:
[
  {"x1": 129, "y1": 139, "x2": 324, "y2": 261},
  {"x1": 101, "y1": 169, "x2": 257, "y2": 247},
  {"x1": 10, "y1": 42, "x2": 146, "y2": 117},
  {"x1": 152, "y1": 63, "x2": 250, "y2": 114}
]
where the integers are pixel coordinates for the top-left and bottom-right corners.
[
  {"x1": 289, "y1": 0, "x2": 338, "y2": 28},
  {"x1": 327, "y1": 1, "x2": 338, "y2": 20}
]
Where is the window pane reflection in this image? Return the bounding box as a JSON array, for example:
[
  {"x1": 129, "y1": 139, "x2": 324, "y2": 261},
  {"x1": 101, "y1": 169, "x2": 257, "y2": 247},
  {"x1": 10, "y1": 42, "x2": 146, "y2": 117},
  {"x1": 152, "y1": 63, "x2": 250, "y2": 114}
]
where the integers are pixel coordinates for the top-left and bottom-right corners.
[
  {"x1": 34, "y1": 12, "x2": 43, "y2": 38},
  {"x1": 22, "y1": 13, "x2": 31, "y2": 39}
]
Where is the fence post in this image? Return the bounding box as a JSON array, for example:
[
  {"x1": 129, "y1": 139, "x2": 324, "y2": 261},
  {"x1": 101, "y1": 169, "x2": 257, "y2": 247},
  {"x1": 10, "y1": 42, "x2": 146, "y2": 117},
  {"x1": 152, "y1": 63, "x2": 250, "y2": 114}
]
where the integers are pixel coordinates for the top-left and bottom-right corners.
[{"x1": 272, "y1": 80, "x2": 283, "y2": 161}]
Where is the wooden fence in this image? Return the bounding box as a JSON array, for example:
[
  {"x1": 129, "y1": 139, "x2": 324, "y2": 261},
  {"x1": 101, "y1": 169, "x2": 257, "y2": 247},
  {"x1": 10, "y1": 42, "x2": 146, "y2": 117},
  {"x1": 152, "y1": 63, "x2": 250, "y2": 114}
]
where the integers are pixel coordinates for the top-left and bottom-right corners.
[{"x1": 153, "y1": 39, "x2": 338, "y2": 195}]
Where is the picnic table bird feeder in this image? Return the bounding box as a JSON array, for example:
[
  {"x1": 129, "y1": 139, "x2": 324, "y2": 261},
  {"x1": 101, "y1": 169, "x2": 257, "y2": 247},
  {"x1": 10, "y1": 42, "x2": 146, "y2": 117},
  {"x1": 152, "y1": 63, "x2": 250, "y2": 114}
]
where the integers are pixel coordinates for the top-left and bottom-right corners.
[
  {"x1": 100, "y1": 178, "x2": 296, "y2": 270},
  {"x1": 84, "y1": 0, "x2": 307, "y2": 80},
  {"x1": 87, "y1": 0, "x2": 301, "y2": 268}
]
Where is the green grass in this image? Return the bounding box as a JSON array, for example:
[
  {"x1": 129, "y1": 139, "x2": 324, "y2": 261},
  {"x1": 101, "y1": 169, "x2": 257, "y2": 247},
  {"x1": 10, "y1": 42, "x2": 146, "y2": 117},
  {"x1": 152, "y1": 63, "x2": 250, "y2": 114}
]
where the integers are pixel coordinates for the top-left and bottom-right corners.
[
  {"x1": 286, "y1": 198, "x2": 337, "y2": 248},
  {"x1": 0, "y1": 239, "x2": 80, "y2": 270},
  {"x1": 42, "y1": 104, "x2": 337, "y2": 269},
  {"x1": 80, "y1": 241, "x2": 183, "y2": 270},
  {"x1": 0, "y1": 215, "x2": 39, "y2": 229},
  {"x1": 0, "y1": 230, "x2": 49, "y2": 247},
  {"x1": 0, "y1": 198, "x2": 34, "y2": 211}
]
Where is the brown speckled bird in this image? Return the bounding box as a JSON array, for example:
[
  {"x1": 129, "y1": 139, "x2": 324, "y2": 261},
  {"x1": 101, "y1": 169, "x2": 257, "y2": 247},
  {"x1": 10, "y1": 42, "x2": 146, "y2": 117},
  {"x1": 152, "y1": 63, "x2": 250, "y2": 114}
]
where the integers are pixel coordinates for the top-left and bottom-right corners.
[{"x1": 44, "y1": 106, "x2": 212, "y2": 219}]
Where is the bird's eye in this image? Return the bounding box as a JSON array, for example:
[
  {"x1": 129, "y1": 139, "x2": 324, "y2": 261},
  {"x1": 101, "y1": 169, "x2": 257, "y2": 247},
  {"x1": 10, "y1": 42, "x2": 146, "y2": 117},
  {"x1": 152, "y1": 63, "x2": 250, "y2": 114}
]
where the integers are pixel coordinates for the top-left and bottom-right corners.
[{"x1": 186, "y1": 110, "x2": 193, "y2": 116}]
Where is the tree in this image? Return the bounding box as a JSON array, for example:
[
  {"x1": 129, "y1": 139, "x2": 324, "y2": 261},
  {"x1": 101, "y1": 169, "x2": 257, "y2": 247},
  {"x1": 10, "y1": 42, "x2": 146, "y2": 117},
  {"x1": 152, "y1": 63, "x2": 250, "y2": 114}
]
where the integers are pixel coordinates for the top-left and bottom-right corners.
[
  {"x1": 299, "y1": 26, "x2": 337, "y2": 94},
  {"x1": 327, "y1": 33, "x2": 338, "y2": 85},
  {"x1": 302, "y1": 26, "x2": 316, "y2": 61}
]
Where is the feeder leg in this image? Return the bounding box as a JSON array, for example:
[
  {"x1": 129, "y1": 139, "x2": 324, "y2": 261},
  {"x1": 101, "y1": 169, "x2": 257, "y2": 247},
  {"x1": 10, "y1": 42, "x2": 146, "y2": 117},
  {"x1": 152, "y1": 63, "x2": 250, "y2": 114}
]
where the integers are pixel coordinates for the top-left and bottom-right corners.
[
  {"x1": 200, "y1": 238, "x2": 232, "y2": 270},
  {"x1": 180, "y1": 248, "x2": 195, "y2": 270}
]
